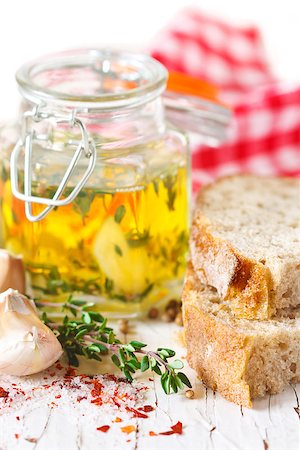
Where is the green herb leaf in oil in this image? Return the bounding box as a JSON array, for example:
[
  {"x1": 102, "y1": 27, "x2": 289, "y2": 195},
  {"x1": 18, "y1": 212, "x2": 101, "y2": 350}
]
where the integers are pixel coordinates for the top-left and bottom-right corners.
[
  {"x1": 114, "y1": 205, "x2": 126, "y2": 224},
  {"x1": 114, "y1": 244, "x2": 123, "y2": 256},
  {"x1": 126, "y1": 229, "x2": 151, "y2": 248},
  {"x1": 163, "y1": 175, "x2": 177, "y2": 211},
  {"x1": 72, "y1": 191, "x2": 96, "y2": 221}
]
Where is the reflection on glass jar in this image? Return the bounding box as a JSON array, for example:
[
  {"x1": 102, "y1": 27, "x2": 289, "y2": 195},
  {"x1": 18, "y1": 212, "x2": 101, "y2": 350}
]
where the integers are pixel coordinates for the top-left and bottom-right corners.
[{"x1": 0, "y1": 50, "x2": 191, "y2": 317}]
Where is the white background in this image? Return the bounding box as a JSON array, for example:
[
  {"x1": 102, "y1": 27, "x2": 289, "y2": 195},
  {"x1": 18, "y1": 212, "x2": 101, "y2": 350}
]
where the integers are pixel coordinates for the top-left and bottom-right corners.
[{"x1": 1, "y1": 0, "x2": 300, "y2": 119}]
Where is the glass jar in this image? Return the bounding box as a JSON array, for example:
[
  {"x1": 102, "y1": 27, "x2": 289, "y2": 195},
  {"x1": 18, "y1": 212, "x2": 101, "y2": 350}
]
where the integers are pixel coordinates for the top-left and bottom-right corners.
[{"x1": 0, "y1": 49, "x2": 229, "y2": 317}]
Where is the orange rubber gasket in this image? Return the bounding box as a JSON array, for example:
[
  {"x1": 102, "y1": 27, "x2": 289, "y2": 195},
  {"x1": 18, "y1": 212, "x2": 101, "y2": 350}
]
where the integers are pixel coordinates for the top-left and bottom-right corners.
[{"x1": 167, "y1": 71, "x2": 228, "y2": 108}]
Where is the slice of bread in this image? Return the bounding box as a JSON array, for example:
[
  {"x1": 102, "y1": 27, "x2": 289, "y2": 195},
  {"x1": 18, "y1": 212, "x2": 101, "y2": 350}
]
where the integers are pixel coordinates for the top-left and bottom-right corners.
[
  {"x1": 182, "y1": 263, "x2": 300, "y2": 408},
  {"x1": 190, "y1": 175, "x2": 300, "y2": 320}
]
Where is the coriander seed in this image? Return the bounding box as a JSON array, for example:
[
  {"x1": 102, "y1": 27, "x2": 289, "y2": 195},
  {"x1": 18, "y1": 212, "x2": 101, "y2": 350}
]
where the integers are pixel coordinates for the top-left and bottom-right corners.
[
  {"x1": 148, "y1": 307, "x2": 159, "y2": 319},
  {"x1": 185, "y1": 389, "x2": 194, "y2": 399}
]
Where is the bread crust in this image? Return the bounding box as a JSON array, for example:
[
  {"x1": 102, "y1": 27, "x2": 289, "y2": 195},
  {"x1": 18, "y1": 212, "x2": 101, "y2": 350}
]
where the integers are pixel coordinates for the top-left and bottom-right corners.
[
  {"x1": 191, "y1": 211, "x2": 272, "y2": 320},
  {"x1": 182, "y1": 267, "x2": 253, "y2": 407}
]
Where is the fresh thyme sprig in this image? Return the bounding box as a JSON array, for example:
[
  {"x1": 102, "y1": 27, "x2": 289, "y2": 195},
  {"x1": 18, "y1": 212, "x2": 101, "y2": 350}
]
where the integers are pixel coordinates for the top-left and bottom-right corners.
[{"x1": 37, "y1": 296, "x2": 192, "y2": 395}]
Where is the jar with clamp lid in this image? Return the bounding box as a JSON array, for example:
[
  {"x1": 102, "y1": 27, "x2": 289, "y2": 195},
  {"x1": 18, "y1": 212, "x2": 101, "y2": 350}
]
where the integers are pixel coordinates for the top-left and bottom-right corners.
[{"x1": 0, "y1": 49, "x2": 230, "y2": 317}]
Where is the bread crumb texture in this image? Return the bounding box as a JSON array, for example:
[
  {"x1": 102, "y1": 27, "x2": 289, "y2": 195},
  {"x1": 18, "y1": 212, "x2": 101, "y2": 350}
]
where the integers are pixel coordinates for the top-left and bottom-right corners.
[{"x1": 190, "y1": 175, "x2": 300, "y2": 320}]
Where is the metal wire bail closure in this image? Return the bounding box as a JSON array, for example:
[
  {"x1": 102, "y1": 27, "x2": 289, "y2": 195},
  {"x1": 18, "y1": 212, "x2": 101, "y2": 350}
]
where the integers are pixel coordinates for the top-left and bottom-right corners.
[{"x1": 10, "y1": 107, "x2": 97, "y2": 222}]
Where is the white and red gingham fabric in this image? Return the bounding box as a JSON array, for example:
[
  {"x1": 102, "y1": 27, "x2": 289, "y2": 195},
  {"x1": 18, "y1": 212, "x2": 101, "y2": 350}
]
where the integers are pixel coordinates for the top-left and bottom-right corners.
[{"x1": 150, "y1": 9, "x2": 300, "y2": 191}]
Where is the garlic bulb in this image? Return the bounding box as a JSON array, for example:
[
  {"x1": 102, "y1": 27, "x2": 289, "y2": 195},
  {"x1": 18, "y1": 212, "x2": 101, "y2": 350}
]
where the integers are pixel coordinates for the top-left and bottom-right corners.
[
  {"x1": 0, "y1": 289, "x2": 63, "y2": 376},
  {"x1": 0, "y1": 250, "x2": 26, "y2": 294}
]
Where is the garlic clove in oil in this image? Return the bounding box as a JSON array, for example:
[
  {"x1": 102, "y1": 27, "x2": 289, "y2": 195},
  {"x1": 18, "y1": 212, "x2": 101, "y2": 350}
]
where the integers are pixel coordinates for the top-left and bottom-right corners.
[
  {"x1": 0, "y1": 289, "x2": 63, "y2": 376},
  {"x1": 93, "y1": 217, "x2": 151, "y2": 293},
  {"x1": 0, "y1": 250, "x2": 26, "y2": 294}
]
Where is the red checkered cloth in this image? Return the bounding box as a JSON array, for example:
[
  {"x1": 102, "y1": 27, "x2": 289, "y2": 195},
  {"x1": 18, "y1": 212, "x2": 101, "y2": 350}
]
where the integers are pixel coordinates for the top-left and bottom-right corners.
[{"x1": 150, "y1": 9, "x2": 300, "y2": 191}]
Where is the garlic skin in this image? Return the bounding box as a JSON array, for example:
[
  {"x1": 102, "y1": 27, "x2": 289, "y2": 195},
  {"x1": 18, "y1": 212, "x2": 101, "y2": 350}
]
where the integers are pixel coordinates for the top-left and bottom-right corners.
[
  {"x1": 0, "y1": 289, "x2": 63, "y2": 376},
  {"x1": 0, "y1": 250, "x2": 26, "y2": 294}
]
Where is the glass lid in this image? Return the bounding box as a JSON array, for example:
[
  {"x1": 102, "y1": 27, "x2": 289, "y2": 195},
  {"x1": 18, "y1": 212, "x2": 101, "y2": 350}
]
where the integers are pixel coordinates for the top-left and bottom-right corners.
[
  {"x1": 16, "y1": 49, "x2": 168, "y2": 108},
  {"x1": 15, "y1": 48, "x2": 231, "y2": 141}
]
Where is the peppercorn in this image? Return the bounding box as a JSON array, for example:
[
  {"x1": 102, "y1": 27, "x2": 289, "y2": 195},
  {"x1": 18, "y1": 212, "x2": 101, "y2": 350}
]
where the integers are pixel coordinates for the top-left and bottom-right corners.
[
  {"x1": 148, "y1": 307, "x2": 159, "y2": 319},
  {"x1": 118, "y1": 319, "x2": 129, "y2": 334},
  {"x1": 166, "y1": 299, "x2": 178, "y2": 310},
  {"x1": 185, "y1": 389, "x2": 194, "y2": 399}
]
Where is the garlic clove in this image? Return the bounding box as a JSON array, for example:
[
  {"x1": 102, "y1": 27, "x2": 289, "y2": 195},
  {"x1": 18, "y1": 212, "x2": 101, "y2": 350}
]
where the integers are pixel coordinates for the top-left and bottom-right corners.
[
  {"x1": 0, "y1": 289, "x2": 63, "y2": 376},
  {"x1": 0, "y1": 250, "x2": 26, "y2": 294}
]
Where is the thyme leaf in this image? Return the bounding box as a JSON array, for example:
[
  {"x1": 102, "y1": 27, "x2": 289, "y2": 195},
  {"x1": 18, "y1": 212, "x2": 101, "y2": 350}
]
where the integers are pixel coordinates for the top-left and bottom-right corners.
[
  {"x1": 163, "y1": 175, "x2": 177, "y2": 211},
  {"x1": 126, "y1": 229, "x2": 151, "y2": 248},
  {"x1": 72, "y1": 191, "x2": 96, "y2": 220},
  {"x1": 114, "y1": 205, "x2": 126, "y2": 224},
  {"x1": 114, "y1": 244, "x2": 123, "y2": 256}
]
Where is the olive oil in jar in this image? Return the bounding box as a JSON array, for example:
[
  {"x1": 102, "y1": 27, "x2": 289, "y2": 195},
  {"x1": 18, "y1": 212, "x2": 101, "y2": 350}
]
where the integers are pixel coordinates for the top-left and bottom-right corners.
[
  {"x1": 0, "y1": 49, "x2": 203, "y2": 317},
  {"x1": 1, "y1": 153, "x2": 189, "y2": 317}
]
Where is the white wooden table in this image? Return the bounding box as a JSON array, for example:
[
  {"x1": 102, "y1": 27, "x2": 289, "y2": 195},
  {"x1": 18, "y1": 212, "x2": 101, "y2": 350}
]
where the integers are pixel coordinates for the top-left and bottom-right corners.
[{"x1": 0, "y1": 320, "x2": 299, "y2": 450}]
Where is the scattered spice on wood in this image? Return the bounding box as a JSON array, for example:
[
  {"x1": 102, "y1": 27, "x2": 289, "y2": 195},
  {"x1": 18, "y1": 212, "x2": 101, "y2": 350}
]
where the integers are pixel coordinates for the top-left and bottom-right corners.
[
  {"x1": 138, "y1": 405, "x2": 154, "y2": 412},
  {"x1": 113, "y1": 417, "x2": 123, "y2": 422},
  {"x1": 91, "y1": 380, "x2": 103, "y2": 398},
  {"x1": 149, "y1": 421, "x2": 184, "y2": 437},
  {"x1": 25, "y1": 437, "x2": 38, "y2": 443},
  {"x1": 97, "y1": 425, "x2": 110, "y2": 433},
  {"x1": 121, "y1": 425, "x2": 136, "y2": 434},
  {"x1": 64, "y1": 367, "x2": 76, "y2": 377},
  {"x1": 0, "y1": 387, "x2": 9, "y2": 398},
  {"x1": 126, "y1": 406, "x2": 148, "y2": 419},
  {"x1": 49, "y1": 402, "x2": 58, "y2": 408},
  {"x1": 112, "y1": 398, "x2": 120, "y2": 408},
  {"x1": 159, "y1": 421, "x2": 183, "y2": 436},
  {"x1": 91, "y1": 397, "x2": 103, "y2": 406},
  {"x1": 0, "y1": 365, "x2": 154, "y2": 440},
  {"x1": 149, "y1": 431, "x2": 157, "y2": 436}
]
